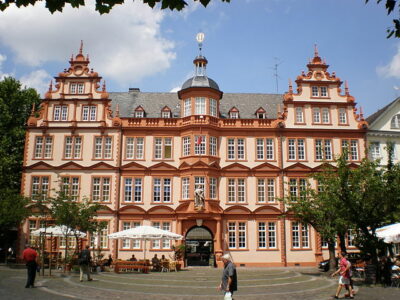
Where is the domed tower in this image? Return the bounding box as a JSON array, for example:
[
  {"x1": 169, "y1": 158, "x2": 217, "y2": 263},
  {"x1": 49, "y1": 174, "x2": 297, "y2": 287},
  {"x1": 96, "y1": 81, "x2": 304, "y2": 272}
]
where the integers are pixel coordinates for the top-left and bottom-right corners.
[{"x1": 178, "y1": 33, "x2": 223, "y2": 118}]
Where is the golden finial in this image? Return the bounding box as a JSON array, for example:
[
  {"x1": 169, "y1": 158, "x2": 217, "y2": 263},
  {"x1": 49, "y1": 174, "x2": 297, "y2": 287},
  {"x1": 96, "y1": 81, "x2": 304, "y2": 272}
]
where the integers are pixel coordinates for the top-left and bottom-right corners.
[
  {"x1": 79, "y1": 40, "x2": 83, "y2": 55},
  {"x1": 314, "y1": 44, "x2": 319, "y2": 57}
]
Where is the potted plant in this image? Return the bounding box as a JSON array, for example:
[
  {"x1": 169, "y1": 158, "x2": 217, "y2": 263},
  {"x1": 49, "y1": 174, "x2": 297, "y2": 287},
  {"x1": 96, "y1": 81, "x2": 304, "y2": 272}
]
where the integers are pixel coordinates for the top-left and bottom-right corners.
[{"x1": 171, "y1": 244, "x2": 185, "y2": 270}]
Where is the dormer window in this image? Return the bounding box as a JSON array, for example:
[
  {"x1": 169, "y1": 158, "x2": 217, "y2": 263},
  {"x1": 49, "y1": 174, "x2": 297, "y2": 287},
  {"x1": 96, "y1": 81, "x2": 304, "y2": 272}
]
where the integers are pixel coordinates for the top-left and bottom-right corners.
[
  {"x1": 134, "y1": 106, "x2": 145, "y2": 118},
  {"x1": 162, "y1": 111, "x2": 170, "y2": 118},
  {"x1": 70, "y1": 83, "x2": 85, "y2": 94},
  {"x1": 256, "y1": 107, "x2": 266, "y2": 119},
  {"x1": 311, "y1": 86, "x2": 328, "y2": 98},
  {"x1": 391, "y1": 114, "x2": 400, "y2": 129},
  {"x1": 230, "y1": 112, "x2": 239, "y2": 119}
]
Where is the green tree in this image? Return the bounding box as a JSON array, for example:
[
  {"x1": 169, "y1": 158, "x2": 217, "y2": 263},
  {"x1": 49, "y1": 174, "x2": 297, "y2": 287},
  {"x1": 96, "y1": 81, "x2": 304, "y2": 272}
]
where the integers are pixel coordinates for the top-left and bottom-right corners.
[
  {"x1": 284, "y1": 161, "x2": 348, "y2": 271},
  {"x1": 0, "y1": 0, "x2": 230, "y2": 14},
  {"x1": 0, "y1": 189, "x2": 29, "y2": 238},
  {"x1": 0, "y1": 77, "x2": 40, "y2": 190}
]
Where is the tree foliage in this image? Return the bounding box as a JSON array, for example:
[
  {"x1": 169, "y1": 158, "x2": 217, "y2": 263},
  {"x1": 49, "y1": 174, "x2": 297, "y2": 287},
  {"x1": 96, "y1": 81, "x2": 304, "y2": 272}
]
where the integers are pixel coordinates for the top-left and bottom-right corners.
[
  {"x1": 0, "y1": 188, "x2": 29, "y2": 233},
  {"x1": 366, "y1": 0, "x2": 400, "y2": 38},
  {"x1": 0, "y1": 0, "x2": 230, "y2": 14},
  {"x1": 286, "y1": 149, "x2": 400, "y2": 269},
  {"x1": 0, "y1": 77, "x2": 41, "y2": 190}
]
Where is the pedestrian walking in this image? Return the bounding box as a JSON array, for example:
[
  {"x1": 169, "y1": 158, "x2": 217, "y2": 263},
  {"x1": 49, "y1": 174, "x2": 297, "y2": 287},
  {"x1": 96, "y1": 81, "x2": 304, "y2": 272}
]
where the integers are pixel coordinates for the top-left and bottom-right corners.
[
  {"x1": 78, "y1": 245, "x2": 92, "y2": 282},
  {"x1": 331, "y1": 252, "x2": 354, "y2": 299},
  {"x1": 22, "y1": 244, "x2": 38, "y2": 288},
  {"x1": 217, "y1": 254, "x2": 237, "y2": 300}
]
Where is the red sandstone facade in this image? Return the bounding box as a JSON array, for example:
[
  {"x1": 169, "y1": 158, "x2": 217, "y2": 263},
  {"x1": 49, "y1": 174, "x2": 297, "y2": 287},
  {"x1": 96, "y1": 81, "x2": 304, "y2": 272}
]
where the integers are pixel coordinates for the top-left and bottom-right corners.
[{"x1": 19, "y1": 44, "x2": 367, "y2": 267}]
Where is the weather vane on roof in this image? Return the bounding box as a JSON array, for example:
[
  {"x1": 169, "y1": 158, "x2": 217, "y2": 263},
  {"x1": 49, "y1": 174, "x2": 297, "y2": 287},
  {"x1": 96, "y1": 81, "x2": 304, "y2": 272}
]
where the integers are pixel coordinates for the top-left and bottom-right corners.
[{"x1": 196, "y1": 32, "x2": 205, "y2": 54}]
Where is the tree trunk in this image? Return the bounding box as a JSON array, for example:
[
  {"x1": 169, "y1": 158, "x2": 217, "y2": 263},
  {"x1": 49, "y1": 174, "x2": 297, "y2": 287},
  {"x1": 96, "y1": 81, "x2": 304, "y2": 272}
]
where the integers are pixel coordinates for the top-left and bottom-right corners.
[
  {"x1": 328, "y1": 242, "x2": 337, "y2": 272},
  {"x1": 338, "y1": 233, "x2": 347, "y2": 253}
]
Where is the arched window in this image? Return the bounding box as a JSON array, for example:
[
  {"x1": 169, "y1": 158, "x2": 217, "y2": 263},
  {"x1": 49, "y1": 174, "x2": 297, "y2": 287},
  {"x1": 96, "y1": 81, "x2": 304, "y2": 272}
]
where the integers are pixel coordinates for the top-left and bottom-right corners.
[{"x1": 391, "y1": 114, "x2": 400, "y2": 129}]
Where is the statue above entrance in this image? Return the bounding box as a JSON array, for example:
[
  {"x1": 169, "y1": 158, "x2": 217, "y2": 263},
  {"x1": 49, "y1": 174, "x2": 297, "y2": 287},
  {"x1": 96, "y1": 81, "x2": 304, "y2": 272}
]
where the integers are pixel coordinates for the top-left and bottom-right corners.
[{"x1": 194, "y1": 188, "x2": 205, "y2": 210}]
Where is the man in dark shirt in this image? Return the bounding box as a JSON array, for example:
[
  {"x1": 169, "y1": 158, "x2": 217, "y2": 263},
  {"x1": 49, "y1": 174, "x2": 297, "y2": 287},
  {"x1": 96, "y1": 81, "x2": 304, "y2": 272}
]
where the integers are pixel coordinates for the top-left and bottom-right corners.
[
  {"x1": 218, "y1": 254, "x2": 237, "y2": 299},
  {"x1": 22, "y1": 244, "x2": 38, "y2": 288},
  {"x1": 78, "y1": 245, "x2": 92, "y2": 282}
]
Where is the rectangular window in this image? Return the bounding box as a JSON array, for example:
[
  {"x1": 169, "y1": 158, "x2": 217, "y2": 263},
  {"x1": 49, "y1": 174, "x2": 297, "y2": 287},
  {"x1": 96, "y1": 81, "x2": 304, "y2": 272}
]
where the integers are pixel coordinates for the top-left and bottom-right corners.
[
  {"x1": 123, "y1": 178, "x2": 142, "y2": 203},
  {"x1": 342, "y1": 139, "x2": 359, "y2": 161},
  {"x1": 82, "y1": 105, "x2": 96, "y2": 121},
  {"x1": 135, "y1": 111, "x2": 144, "y2": 118},
  {"x1": 70, "y1": 83, "x2": 77, "y2": 94},
  {"x1": 228, "y1": 221, "x2": 247, "y2": 249},
  {"x1": 161, "y1": 111, "x2": 170, "y2": 118},
  {"x1": 61, "y1": 176, "x2": 80, "y2": 201},
  {"x1": 313, "y1": 108, "x2": 320, "y2": 123},
  {"x1": 154, "y1": 137, "x2": 173, "y2": 159},
  {"x1": 228, "y1": 222, "x2": 236, "y2": 248},
  {"x1": 268, "y1": 222, "x2": 277, "y2": 248},
  {"x1": 320, "y1": 86, "x2": 328, "y2": 97},
  {"x1": 153, "y1": 178, "x2": 172, "y2": 203},
  {"x1": 311, "y1": 86, "x2": 319, "y2": 97},
  {"x1": 91, "y1": 177, "x2": 111, "y2": 202},
  {"x1": 210, "y1": 177, "x2": 217, "y2": 199},
  {"x1": 258, "y1": 222, "x2": 266, "y2": 248},
  {"x1": 258, "y1": 222, "x2": 277, "y2": 249},
  {"x1": 338, "y1": 108, "x2": 347, "y2": 124},
  {"x1": 182, "y1": 177, "x2": 189, "y2": 199},
  {"x1": 288, "y1": 139, "x2": 305, "y2": 160},
  {"x1": 227, "y1": 178, "x2": 246, "y2": 203},
  {"x1": 31, "y1": 176, "x2": 49, "y2": 201},
  {"x1": 227, "y1": 138, "x2": 245, "y2": 160},
  {"x1": 34, "y1": 136, "x2": 53, "y2": 159},
  {"x1": 210, "y1": 136, "x2": 217, "y2": 156},
  {"x1": 295, "y1": 107, "x2": 304, "y2": 123},
  {"x1": 183, "y1": 136, "x2": 191, "y2": 156},
  {"x1": 230, "y1": 111, "x2": 239, "y2": 119},
  {"x1": 64, "y1": 136, "x2": 82, "y2": 159},
  {"x1": 194, "y1": 135, "x2": 206, "y2": 155},
  {"x1": 257, "y1": 178, "x2": 275, "y2": 203},
  {"x1": 315, "y1": 139, "x2": 332, "y2": 161},
  {"x1": 125, "y1": 137, "x2": 144, "y2": 160},
  {"x1": 347, "y1": 229, "x2": 356, "y2": 247},
  {"x1": 54, "y1": 105, "x2": 68, "y2": 121},
  {"x1": 77, "y1": 83, "x2": 84, "y2": 94},
  {"x1": 292, "y1": 222, "x2": 309, "y2": 249},
  {"x1": 195, "y1": 97, "x2": 206, "y2": 115},
  {"x1": 194, "y1": 176, "x2": 205, "y2": 196},
  {"x1": 322, "y1": 108, "x2": 330, "y2": 123},
  {"x1": 256, "y1": 138, "x2": 274, "y2": 160},
  {"x1": 184, "y1": 99, "x2": 191, "y2": 117},
  {"x1": 210, "y1": 98, "x2": 217, "y2": 117},
  {"x1": 94, "y1": 136, "x2": 113, "y2": 159},
  {"x1": 162, "y1": 222, "x2": 171, "y2": 248},
  {"x1": 288, "y1": 178, "x2": 307, "y2": 202}
]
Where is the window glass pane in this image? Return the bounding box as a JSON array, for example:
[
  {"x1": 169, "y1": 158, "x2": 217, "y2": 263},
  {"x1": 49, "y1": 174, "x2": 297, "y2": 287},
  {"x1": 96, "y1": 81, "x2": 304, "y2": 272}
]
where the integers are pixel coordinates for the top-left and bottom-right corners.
[
  {"x1": 288, "y1": 139, "x2": 296, "y2": 160},
  {"x1": 339, "y1": 108, "x2": 347, "y2": 124},
  {"x1": 258, "y1": 222, "x2": 266, "y2": 248},
  {"x1": 134, "y1": 178, "x2": 142, "y2": 202},
  {"x1": 164, "y1": 138, "x2": 172, "y2": 159},
  {"x1": 228, "y1": 179, "x2": 236, "y2": 203},
  {"x1": 311, "y1": 86, "x2": 319, "y2": 97},
  {"x1": 183, "y1": 136, "x2": 191, "y2": 156},
  {"x1": 267, "y1": 179, "x2": 275, "y2": 202},
  {"x1": 53, "y1": 106, "x2": 61, "y2": 121},
  {"x1": 296, "y1": 107, "x2": 304, "y2": 123},
  {"x1": 34, "y1": 136, "x2": 43, "y2": 158},
  {"x1": 195, "y1": 97, "x2": 206, "y2": 115},
  {"x1": 153, "y1": 178, "x2": 161, "y2": 202},
  {"x1": 61, "y1": 106, "x2": 68, "y2": 121},
  {"x1": 297, "y1": 139, "x2": 305, "y2": 160},
  {"x1": 320, "y1": 86, "x2": 328, "y2": 97},
  {"x1": 268, "y1": 222, "x2": 276, "y2": 248},
  {"x1": 210, "y1": 98, "x2": 217, "y2": 117},
  {"x1": 315, "y1": 139, "x2": 323, "y2": 160},
  {"x1": 237, "y1": 139, "x2": 245, "y2": 160},
  {"x1": 182, "y1": 178, "x2": 189, "y2": 199},
  {"x1": 322, "y1": 108, "x2": 330, "y2": 123},
  {"x1": 266, "y1": 139, "x2": 274, "y2": 160},
  {"x1": 82, "y1": 106, "x2": 89, "y2": 121},
  {"x1": 92, "y1": 177, "x2": 101, "y2": 202},
  {"x1": 154, "y1": 138, "x2": 162, "y2": 159},
  {"x1": 184, "y1": 99, "x2": 191, "y2": 117},
  {"x1": 124, "y1": 178, "x2": 132, "y2": 202},
  {"x1": 102, "y1": 178, "x2": 110, "y2": 202},
  {"x1": 90, "y1": 106, "x2": 97, "y2": 121},
  {"x1": 313, "y1": 108, "x2": 320, "y2": 123},
  {"x1": 163, "y1": 178, "x2": 171, "y2": 202},
  {"x1": 210, "y1": 177, "x2": 217, "y2": 199},
  {"x1": 228, "y1": 222, "x2": 236, "y2": 249},
  {"x1": 95, "y1": 137, "x2": 102, "y2": 159},
  {"x1": 257, "y1": 179, "x2": 265, "y2": 203},
  {"x1": 256, "y1": 139, "x2": 264, "y2": 160},
  {"x1": 104, "y1": 137, "x2": 112, "y2": 159},
  {"x1": 126, "y1": 137, "x2": 134, "y2": 159},
  {"x1": 237, "y1": 179, "x2": 245, "y2": 202},
  {"x1": 292, "y1": 222, "x2": 300, "y2": 248},
  {"x1": 238, "y1": 222, "x2": 246, "y2": 248},
  {"x1": 136, "y1": 138, "x2": 144, "y2": 159}
]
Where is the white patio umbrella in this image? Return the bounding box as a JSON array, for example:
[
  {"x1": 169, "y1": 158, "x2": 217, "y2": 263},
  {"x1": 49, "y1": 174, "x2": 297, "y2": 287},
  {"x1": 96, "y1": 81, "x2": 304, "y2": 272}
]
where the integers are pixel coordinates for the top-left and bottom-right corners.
[
  {"x1": 376, "y1": 223, "x2": 400, "y2": 243},
  {"x1": 31, "y1": 225, "x2": 86, "y2": 237},
  {"x1": 108, "y1": 225, "x2": 183, "y2": 260}
]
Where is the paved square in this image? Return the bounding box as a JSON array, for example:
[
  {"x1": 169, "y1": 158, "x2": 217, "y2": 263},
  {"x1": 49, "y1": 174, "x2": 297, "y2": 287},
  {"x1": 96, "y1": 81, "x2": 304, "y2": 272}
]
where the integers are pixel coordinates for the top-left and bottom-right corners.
[{"x1": 1, "y1": 266, "x2": 400, "y2": 299}]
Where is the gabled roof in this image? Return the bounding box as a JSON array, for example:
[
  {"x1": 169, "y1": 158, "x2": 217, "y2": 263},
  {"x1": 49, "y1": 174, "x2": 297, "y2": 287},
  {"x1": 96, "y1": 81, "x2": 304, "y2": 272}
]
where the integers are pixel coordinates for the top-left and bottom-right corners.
[{"x1": 366, "y1": 97, "x2": 400, "y2": 127}]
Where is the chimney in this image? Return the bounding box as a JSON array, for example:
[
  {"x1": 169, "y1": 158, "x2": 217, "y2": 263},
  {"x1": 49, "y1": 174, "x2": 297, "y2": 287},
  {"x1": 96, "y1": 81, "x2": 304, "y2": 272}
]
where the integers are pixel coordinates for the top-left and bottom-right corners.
[{"x1": 129, "y1": 88, "x2": 140, "y2": 93}]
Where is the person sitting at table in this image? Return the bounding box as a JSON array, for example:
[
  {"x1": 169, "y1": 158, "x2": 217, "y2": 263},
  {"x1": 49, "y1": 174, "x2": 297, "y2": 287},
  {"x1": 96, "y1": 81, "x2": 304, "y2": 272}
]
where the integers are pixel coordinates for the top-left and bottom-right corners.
[
  {"x1": 161, "y1": 254, "x2": 167, "y2": 262},
  {"x1": 152, "y1": 254, "x2": 160, "y2": 271},
  {"x1": 103, "y1": 254, "x2": 113, "y2": 267},
  {"x1": 128, "y1": 254, "x2": 137, "y2": 262}
]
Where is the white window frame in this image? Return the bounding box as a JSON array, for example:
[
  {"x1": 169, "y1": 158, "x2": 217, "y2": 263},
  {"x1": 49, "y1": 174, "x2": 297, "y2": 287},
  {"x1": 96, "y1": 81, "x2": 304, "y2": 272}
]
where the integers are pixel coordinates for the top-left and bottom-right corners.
[
  {"x1": 184, "y1": 99, "x2": 191, "y2": 117},
  {"x1": 295, "y1": 107, "x2": 304, "y2": 123},
  {"x1": 195, "y1": 97, "x2": 206, "y2": 115},
  {"x1": 210, "y1": 98, "x2": 217, "y2": 117}
]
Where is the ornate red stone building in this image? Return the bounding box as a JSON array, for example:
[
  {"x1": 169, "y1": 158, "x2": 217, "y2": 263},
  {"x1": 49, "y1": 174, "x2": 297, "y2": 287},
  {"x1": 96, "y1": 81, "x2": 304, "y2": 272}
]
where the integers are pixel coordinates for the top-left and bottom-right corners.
[{"x1": 20, "y1": 43, "x2": 367, "y2": 267}]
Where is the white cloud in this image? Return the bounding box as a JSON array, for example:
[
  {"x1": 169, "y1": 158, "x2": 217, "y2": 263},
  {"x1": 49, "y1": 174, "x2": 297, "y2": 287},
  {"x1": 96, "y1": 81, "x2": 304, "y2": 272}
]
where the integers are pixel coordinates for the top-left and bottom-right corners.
[
  {"x1": 19, "y1": 69, "x2": 52, "y2": 96},
  {"x1": 0, "y1": 53, "x2": 12, "y2": 79},
  {"x1": 0, "y1": 2, "x2": 176, "y2": 86},
  {"x1": 377, "y1": 44, "x2": 400, "y2": 78}
]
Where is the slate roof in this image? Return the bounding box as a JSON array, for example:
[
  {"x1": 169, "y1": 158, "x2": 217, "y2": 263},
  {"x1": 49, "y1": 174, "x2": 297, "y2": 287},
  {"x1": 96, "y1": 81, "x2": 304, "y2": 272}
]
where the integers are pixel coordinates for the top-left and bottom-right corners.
[
  {"x1": 109, "y1": 91, "x2": 284, "y2": 119},
  {"x1": 366, "y1": 97, "x2": 400, "y2": 126},
  {"x1": 181, "y1": 76, "x2": 220, "y2": 91}
]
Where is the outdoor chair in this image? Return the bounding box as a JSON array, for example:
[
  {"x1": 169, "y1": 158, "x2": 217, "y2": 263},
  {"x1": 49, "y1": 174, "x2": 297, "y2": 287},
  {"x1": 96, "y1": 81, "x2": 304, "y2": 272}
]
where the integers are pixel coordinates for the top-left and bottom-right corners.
[
  {"x1": 161, "y1": 261, "x2": 169, "y2": 272},
  {"x1": 391, "y1": 270, "x2": 400, "y2": 287},
  {"x1": 168, "y1": 261, "x2": 177, "y2": 272}
]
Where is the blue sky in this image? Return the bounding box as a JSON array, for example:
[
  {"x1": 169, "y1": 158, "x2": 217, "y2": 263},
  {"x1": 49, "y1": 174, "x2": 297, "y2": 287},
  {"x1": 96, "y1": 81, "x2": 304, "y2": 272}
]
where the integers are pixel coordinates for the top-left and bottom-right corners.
[{"x1": 0, "y1": 0, "x2": 399, "y2": 116}]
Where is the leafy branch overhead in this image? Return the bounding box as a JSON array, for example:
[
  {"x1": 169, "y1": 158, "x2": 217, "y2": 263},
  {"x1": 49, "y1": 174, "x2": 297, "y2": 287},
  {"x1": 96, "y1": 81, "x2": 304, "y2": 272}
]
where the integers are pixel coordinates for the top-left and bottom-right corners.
[
  {"x1": 0, "y1": 0, "x2": 230, "y2": 14},
  {"x1": 366, "y1": 0, "x2": 400, "y2": 38}
]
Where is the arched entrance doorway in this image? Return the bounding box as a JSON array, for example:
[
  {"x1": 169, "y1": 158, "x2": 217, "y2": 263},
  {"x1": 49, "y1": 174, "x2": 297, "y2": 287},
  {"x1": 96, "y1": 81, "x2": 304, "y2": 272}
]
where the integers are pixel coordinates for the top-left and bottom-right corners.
[{"x1": 185, "y1": 226, "x2": 214, "y2": 266}]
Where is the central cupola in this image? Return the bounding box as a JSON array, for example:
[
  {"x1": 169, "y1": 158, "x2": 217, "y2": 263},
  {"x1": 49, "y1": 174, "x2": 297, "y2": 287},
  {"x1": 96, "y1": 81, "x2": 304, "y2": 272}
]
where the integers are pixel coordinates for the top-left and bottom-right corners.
[{"x1": 178, "y1": 33, "x2": 223, "y2": 117}]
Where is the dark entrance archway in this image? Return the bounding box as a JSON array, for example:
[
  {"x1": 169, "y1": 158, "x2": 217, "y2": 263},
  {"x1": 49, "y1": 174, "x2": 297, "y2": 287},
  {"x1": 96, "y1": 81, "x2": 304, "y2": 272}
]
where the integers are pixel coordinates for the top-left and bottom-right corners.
[{"x1": 185, "y1": 226, "x2": 214, "y2": 267}]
